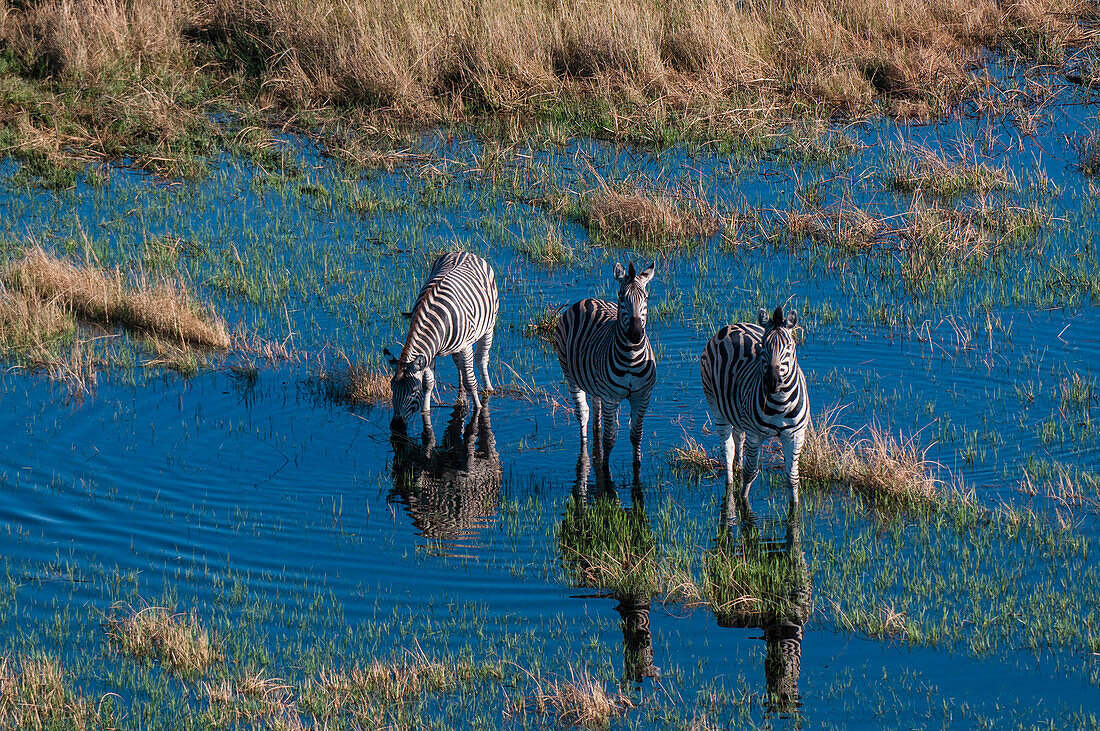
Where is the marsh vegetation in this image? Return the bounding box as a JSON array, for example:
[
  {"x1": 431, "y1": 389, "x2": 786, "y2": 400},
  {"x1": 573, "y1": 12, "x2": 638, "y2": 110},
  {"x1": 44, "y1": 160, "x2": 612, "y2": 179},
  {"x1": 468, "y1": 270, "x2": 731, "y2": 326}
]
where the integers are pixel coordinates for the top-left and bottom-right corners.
[{"x1": 0, "y1": 1, "x2": 1097, "y2": 728}]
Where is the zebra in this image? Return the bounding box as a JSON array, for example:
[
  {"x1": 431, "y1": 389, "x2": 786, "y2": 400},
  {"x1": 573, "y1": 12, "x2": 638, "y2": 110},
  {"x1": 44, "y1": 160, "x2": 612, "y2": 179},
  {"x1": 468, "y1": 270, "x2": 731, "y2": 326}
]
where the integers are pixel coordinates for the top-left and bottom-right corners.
[
  {"x1": 700, "y1": 306, "x2": 810, "y2": 504},
  {"x1": 385, "y1": 251, "x2": 498, "y2": 434},
  {"x1": 553, "y1": 261, "x2": 656, "y2": 473}
]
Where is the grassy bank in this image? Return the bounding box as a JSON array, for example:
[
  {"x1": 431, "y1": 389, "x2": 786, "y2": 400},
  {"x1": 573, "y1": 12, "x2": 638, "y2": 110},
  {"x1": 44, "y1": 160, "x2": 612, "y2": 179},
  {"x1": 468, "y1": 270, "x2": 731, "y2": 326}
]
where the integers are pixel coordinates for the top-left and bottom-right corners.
[{"x1": 0, "y1": 0, "x2": 1093, "y2": 177}]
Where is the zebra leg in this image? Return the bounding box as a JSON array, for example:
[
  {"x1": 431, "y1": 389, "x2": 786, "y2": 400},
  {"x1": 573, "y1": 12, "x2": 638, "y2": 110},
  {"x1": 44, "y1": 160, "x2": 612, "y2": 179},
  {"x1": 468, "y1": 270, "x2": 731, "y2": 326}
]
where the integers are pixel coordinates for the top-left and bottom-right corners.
[
  {"x1": 716, "y1": 421, "x2": 735, "y2": 484},
  {"x1": 628, "y1": 390, "x2": 650, "y2": 473},
  {"x1": 420, "y1": 368, "x2": 436, "y2": 420},
  {"x1": 601, "y1": 399, "x2": 621, "y2": 463},
  {"x1": 475, "y1": 330, "x2": 494, "y2": 392},
  {"x1": 452, "y1": 346, "x2": 482, "y2": 410},
  {"x1": 781, "y1": 428, "x2": 806, "y2": 505},
  {"x1": 568, "y1": 382, "x2": 590, "y2": 443},
  {"x1": 592, "y1": 399, "x2": 604, "y2": 465},
  {"x1": 741, "y1": 435, "x2": 762, "y2": 500},
  {"x1": 735, "y1": 430, "x2": 745, "y2": 472}
]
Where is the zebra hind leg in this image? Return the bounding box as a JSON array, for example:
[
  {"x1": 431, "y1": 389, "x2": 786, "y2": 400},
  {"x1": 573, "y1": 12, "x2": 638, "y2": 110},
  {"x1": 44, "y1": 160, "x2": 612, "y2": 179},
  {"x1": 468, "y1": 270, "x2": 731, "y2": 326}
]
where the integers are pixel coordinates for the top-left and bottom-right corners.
[
  {"x1": 474, "y1": 330, "x2": 494, "y2": 392},
  {"x1": 452, "y1": 345, "x2": 482, "y2": 410},
  {"x1": 741, "y1": 435, "x2": 762, "y2": 501}
]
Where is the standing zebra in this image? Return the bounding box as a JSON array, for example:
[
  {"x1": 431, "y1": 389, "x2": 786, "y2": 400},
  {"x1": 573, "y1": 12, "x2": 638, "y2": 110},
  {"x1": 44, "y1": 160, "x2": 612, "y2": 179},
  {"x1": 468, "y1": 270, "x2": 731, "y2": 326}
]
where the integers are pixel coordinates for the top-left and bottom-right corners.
[
  {"x1": 553, "y1": 262, "x2": 656, "y2": 473},
  {"x1": 700, "y1": 306, "x2": 810, "y2": 504},
  {"x1": 385, "y1": 251, "x2": 498, "y2": 433}
]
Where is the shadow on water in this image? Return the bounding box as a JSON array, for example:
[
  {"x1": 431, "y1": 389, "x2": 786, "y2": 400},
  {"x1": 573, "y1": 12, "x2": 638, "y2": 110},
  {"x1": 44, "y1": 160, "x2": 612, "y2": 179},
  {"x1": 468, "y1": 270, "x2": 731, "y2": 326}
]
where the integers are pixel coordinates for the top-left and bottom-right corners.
[
  {"x1": 560, "y1": 448, "x2": 660, "y2": 686},
  {"x1": 388, "y1": 399, "x2": 501, "y2": 554},
  {"x1": 709, "y1": 488, "x2": 811, "y2": 716}
]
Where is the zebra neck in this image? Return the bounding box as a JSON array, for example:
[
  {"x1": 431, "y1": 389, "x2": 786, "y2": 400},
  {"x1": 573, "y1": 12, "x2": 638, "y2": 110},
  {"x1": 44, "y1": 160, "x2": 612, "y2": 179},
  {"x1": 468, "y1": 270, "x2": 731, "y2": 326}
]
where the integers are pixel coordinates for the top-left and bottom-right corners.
[
  {"x1": 400, "y1": 316, "x2": 443, "y2": 363},
  {"x1": 613, "y1": 326, "x2": 649, "y2": 353}
]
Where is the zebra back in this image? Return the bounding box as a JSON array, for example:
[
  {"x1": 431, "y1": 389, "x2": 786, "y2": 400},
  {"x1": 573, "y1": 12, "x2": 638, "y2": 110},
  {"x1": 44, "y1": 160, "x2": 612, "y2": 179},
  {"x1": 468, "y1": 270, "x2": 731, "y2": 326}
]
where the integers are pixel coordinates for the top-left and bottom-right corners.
[{"x1": 401, "y1": 251, "x2": 498, "y2": 364}]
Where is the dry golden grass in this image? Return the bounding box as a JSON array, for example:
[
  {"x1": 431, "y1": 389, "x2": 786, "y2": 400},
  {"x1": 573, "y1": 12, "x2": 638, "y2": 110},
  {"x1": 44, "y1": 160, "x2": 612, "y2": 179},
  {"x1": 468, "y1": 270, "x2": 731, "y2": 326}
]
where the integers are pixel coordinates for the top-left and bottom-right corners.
[
  {"x1": 0, "y1": 655, "x2": 113, "y2": 730},
  {"x1": 205, "y1": 669, "x2": 302, "y2": 728},
  {"x1": 668, "y1": 435, "x2": 721, "y2": 477},
  {"x1": 316, "y1": 362, "x2": 392, "y2": 405},
  {"x1": 528, "y1": 666, "x2": 635, "y2": 728},
  {"x1": 0, "y1": 0, "x2": 1087, "y2": 173},
  {"x1": 103, "y1": 602, "x2": 216, "y2": 675},
  {"x1": 5, "y1": 248, "x2": 231, "y2": 349},
  {"x1": 585, "y1": 188, "x2": 720, "y2": 248},
  {"x1": 0, "y1": 285, "x2": 75, "y2": 356},
  {"x1": 800, "y1": 408, "x2": 971, "y2": 510}
]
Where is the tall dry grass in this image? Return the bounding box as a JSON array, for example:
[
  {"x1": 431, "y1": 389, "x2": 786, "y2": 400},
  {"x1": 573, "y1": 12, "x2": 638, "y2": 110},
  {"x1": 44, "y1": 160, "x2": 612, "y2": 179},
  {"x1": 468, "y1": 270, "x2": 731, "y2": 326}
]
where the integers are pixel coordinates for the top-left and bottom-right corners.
[
  {"x1": 0, "y1": 0, "x2": 1091, "y2": 168},
  {"x1": 5, "y1": 247, "x2": 231, "y2": 349}
]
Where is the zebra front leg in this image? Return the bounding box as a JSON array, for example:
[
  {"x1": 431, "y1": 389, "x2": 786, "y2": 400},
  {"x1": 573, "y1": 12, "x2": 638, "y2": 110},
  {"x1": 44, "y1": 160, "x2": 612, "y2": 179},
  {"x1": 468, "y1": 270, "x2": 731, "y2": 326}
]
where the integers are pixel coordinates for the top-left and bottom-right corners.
[
  {"x1": 741, "y1": 435, "x2": 762, "y2": 501},
  {"x1": 475, "y1": 330, "x2": 494, "y2": 392},
  {"x1": 452, "y1": 345, "x2": 482, "y2": 410},
  {"x1": 627, "y1": 390, "x2": 650, "y2": 475},
  {"x1": 568, "y1": 383, "x2": 590, "y2": 444},
  {"x1": 780, "y1": 428, "x2": 806, "y2": 505},
  {"x1": 716, "y1": 421, "x2": 735, "y2": 485},
  {"x1": 420, "y1": 368, "x2": 436, "y2": 420},
  {"x1": 600, "y1": 399, "x2": 621, "y2": 466}
]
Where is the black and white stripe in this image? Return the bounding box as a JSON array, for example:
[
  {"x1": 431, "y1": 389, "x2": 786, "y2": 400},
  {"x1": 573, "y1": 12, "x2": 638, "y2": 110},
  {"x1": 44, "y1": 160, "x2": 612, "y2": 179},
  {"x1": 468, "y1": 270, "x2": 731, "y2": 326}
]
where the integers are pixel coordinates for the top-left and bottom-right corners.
[
  {"x1": 700, "y1": 306, "x2": 810, "y2": 503},
  {"x1": 385, "y1": 251, "x2": 498, "y2": 432},
  {"x1": 552, "y1": 262, "x2": 656, "y2": 470}
]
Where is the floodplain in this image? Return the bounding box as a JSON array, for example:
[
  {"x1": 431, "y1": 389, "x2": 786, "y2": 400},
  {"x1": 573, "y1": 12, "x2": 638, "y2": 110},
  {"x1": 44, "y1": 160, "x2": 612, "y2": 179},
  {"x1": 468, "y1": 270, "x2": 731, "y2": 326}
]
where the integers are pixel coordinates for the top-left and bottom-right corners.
[{"x1": 0, "y1": 25, "x2": 1098, "y2": 731}]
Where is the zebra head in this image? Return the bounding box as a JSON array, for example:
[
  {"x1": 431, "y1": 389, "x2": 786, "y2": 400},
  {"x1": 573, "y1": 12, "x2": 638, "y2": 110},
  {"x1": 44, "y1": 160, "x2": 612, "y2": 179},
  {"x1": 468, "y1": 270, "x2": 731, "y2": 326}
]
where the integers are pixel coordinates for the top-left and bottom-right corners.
[
  {"x1": 385, "y1": 348, "x2": 428, "y2": 433},
  {"x1": 613, "y1": 261, "x2": 655, "y2": 345},
  {"x1": 757, "y1": 306, "x2": 799, "y2": 393}
]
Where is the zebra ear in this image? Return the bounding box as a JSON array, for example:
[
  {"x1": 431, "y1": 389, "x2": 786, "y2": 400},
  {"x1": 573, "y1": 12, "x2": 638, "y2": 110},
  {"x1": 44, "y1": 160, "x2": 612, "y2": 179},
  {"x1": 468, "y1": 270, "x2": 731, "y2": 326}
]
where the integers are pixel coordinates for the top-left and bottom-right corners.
[
  {"x1": 757, "y1": 308, "x2": 769, "y2": 326},
  {"x1": 635, "y1": 262, "x2": 655, "y2": 287},
  {"x1": 410, "y1": 354, "x2": 428, "y2": 374},
  {"x1": 613, "y1": 262, "x2": 627, "y2": 282},
  {"x1": 383, "y1": 348, "x2": 399, "y2": 370},
  {"x1": 786, "y1": 311, "x2": 798, "y2": 328}
]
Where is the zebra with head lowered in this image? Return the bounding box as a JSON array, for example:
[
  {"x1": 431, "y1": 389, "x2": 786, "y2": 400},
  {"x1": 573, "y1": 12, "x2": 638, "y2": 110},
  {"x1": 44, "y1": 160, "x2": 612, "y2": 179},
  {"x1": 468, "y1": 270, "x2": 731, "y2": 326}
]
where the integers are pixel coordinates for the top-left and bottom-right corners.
[
  {"x1": 385, "y1": 251, "x2": 498, "y2": 434},
  {"x1": 553, "y1": 262, "x2": 656, "y2": 474},
  {"x1": 700, "y1": 306, "x2": 809, "y2": 504}
]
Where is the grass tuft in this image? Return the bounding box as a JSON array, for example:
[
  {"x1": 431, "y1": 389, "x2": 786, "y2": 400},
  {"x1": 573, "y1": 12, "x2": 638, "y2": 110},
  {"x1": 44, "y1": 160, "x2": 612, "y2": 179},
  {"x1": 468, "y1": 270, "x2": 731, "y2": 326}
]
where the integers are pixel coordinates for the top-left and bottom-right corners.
[
  {"x1": 313, "y1": 358, "x2": 392, "y2": 406},
  {"x1": 800, "y1": 408, "x2": 971, "y2": 511},
  {"x1": 667, "y1": 436, "x2": 720, "y2": 476},
  {"x1": 103, "y1": 602, "x2": 216, "y2": 675},
  {"x1": 883, "y1": 144, "x2": 1016, "y2": 198},
  {"x1": 531, "y1": 666, "x2": 634, "y2": 728},
  {"x1": 583, "y1": 187, "x2": 719, "y2": 249},
  {"x1": 0, "y1": 655, "x2": 115, "y2": 730},
  {"x1": 5, "y1": 247, "x2": 231, "y2": 349}
]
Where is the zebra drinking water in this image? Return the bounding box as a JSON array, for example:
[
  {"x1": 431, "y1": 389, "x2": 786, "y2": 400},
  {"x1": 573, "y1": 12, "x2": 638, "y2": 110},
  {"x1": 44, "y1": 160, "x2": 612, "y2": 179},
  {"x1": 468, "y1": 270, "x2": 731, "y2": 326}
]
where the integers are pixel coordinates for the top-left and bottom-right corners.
[
  {"x1": 385, "y1": 251, "x2": 498, "y2": 434},
  {"x1": 553, "y1": 261, "x2": 656, "y2": 473},
  {"x1": 700, "y1": 306, "x2": 810, "y2": 504}
]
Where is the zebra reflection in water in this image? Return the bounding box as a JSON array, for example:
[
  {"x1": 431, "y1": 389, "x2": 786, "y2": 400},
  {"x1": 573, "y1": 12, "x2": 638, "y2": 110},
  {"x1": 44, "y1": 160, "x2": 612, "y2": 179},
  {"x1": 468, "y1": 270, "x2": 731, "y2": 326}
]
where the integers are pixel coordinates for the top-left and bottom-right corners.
[
  {"x1": 560, "y1": 450, "x2": 660, "y2": 685},
  {"x1": 389, "y1": 400, "x2": 501, "y2": 547},
  {"x1": 709, "y1": 487, "x2": 810, "y2": 714}
]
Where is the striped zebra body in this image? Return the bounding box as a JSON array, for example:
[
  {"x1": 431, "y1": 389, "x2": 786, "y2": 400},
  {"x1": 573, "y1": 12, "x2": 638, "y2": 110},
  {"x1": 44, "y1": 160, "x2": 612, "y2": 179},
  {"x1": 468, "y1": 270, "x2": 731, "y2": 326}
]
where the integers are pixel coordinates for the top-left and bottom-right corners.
[
  {"x1": 553, "y1": 262, "x2": 656, "y2": 471},
  {"x1": 386, "y1": 251, "x2": 498, "y2": 432},
  {"x1": 700, "y1": 306, "x2": 809, "y2": 503}
]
